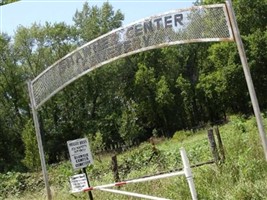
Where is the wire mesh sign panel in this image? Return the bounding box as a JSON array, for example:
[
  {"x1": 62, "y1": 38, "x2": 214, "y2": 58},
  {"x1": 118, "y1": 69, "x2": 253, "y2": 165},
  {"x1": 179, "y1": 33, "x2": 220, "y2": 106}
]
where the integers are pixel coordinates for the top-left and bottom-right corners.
[{"x1": 31, "y1": 4, "x2": 233, "y2": 109}]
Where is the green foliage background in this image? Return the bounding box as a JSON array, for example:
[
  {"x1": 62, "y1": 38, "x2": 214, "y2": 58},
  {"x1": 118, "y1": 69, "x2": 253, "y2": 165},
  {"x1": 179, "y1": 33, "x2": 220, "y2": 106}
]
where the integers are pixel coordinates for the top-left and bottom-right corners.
[
  {"x1": 1, "y1": 115, "x2": 267, "y2": 199},
  {"x1": 0, "y1": 0, "x2": 19, "y2": 6}
]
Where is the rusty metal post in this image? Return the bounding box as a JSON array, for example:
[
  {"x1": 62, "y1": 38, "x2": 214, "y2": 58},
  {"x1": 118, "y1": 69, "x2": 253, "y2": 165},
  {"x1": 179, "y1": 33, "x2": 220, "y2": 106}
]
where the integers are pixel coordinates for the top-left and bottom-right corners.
[{"x1": 226, "y1": 0, "x2": 267, "y2": 161}]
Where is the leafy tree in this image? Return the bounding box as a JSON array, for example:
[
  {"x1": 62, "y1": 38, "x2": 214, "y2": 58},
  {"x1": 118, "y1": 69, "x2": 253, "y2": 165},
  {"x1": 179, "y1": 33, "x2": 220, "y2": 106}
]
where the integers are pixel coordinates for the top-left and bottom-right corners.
[
  {"x1": 155, "y1": 76, "x2": 174, "y2": 133},
  {"x1": 0, "y1": 0, "x2": 19, "y2": 6},
  {"x1": 22, "y1": 119, "x2": 40, "y2": 171},
  {"x1": 90, "y1": 131, "x2": 105, "y2": 153},
  {"x1": 13, "y1": 22, "x2": 78, "y2": 163},
  {"x1": 119, "y1": 100, "x2": 144, "y2": 143},
  {"x1": 134, "y1": 63, "x2": 157, "y2": 130},
  {"x1": 57, "y1": 2, "x2": 126, "y2": 148},
  {"x1": 73, "y1": 2, "x2": 124, "y2": 42},
  {"x1": 200, "y1": 0, "x2": 267, "y2": 35},
  {"x1": 245, "y1": 29, "x2": 267, "y2": 109},
  {"x1": 176, "y1": 75, "x2": 195, "y2": 127},
  {"x1": 0, "y1": 34, "x2": 27, "y2": 171}
]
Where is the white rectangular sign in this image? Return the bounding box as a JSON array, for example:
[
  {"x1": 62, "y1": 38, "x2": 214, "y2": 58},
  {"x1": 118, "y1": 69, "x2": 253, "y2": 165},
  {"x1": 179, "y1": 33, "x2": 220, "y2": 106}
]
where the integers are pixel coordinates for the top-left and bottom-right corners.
[
  {"x1": 70, "y1": 173, "x2": 89, "y2": 193},
  {"x1": 67, "y1": 138, "x2": 93, "y2": 170}
]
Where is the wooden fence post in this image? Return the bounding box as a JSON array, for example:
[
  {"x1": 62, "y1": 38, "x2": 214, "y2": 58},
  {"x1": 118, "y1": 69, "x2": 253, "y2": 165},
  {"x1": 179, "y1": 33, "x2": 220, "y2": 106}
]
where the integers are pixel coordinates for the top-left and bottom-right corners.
[
  {"x1": 214, "y1": 126, "x2": 225, "y2": 162},
  {"x1": 207, "y1": 129, "x2": 220, "y2": 163},
  {"x1": 111, "y1": 155, "x2": 120, "y2": 183}
]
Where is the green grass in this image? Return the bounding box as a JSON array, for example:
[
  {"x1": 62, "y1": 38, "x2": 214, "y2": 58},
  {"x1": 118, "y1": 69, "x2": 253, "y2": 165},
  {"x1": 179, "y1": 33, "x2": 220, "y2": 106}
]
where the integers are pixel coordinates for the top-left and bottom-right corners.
[{"x1": 1, "y1": 115, "x2": 267, "y2": 199}]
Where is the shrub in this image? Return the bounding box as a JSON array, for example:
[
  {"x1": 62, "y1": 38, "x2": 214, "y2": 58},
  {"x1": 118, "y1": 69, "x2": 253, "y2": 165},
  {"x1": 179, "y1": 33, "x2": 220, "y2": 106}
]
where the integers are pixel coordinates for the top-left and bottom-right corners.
[
  {"x1": 172, "y1": 130, "x2": 191, "y2": 142},
  {"x1": 21, "y1": 119, "x2": 40, "y2": 171}
]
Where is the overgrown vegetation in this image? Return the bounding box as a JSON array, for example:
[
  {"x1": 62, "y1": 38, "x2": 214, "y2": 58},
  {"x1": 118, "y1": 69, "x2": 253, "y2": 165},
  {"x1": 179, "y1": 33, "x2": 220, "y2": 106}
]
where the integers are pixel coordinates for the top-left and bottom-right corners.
[
  {"x1": 21, "y1": 119, "x2": 40, "y2": 171},
  {"x1": 1, "y1": 115, "x2": 267, "y2": 199},
  {"x1": 0, "y1": 0, "x2": 267, "y2": 171}
]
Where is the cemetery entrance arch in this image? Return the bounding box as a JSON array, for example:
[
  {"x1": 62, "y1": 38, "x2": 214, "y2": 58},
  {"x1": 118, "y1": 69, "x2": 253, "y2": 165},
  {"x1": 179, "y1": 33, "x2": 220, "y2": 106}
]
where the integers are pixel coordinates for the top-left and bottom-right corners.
[{"x1": 28, "y1": 1, "x2": 267, "y2": 199}]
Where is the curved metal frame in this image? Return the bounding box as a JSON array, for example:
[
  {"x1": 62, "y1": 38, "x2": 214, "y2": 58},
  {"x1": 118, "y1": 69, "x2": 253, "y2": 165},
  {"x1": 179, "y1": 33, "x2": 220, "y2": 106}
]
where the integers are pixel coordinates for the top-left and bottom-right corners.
[{"x1": 30, "y1": 4, "x2": 233, "y2": 109}]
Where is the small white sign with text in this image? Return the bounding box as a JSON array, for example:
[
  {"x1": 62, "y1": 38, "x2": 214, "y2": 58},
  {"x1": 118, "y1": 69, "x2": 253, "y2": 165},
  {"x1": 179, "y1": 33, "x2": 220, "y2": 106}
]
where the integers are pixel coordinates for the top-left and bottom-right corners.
[
  {"x1": 70, "y1": 173, "x2": 89, "y2": 193},
  {"x1": 67, "y1": 138, "x2": 93, "y2": 170}
]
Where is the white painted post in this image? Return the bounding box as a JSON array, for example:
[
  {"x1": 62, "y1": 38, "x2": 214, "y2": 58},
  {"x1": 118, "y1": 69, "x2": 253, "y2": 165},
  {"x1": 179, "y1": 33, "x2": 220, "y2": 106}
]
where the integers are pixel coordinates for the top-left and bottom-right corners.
[
  {"x1": 225, "y1": 0, "x2": 267, "y2": 161},
  {"x1": 83, "y1": 148, "x2": 196, "y2": 199},
  {"x1": 28, "y1": 82, "x2": 52, "y2": 200},
  {"x1": 180, "y1": 148, "x2": 197, "y2": 200},
  {"x1": 99, "y1": 188, "x2": 169, "y2": 200}
]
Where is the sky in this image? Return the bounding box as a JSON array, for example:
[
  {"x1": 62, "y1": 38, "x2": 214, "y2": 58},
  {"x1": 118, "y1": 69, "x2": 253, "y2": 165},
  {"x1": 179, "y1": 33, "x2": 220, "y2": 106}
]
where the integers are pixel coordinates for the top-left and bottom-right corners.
[{"x1": 0, "y1": 0, "x2": 195, "y2": 36}]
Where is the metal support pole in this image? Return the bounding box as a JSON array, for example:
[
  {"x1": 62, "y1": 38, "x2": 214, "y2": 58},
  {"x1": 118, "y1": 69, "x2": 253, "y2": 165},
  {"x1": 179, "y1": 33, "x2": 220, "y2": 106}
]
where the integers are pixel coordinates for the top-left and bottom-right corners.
[
  {"x1": 28, "y1": 82, "x2": 52, "y2": 200},
  {"x1": 225, "y1": 0, "x2": 267, "y2": 161},
  {"x1": 180, "y1": 148, "x2": 197, "y2": 200},
  {"x1": 98, "y1": 188, "x2": 169, "y2": 200},
  {"x1": 82, "y1": 168, "x2": 94, "y2": 200}
]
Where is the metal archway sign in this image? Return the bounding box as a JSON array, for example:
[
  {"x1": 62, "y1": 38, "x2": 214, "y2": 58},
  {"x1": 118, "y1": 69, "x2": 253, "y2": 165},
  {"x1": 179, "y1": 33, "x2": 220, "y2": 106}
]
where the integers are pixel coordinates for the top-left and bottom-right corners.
[
  {"x1": 30, "y1": 4, "x2": 233, "y2": 109},
  {"x1": 28, "y1": 1, "x2": 267, "y2": 199}
]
